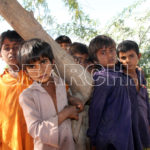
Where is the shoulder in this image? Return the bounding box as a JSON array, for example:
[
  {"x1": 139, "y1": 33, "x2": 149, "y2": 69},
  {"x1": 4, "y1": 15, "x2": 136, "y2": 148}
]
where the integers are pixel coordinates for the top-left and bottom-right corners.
[
  {"x1": 19, "y1": 82, "x2": 41, "y2": 101},
  {"x1": 136, "y1": 68, "x2": 147, "y2": 85},
  {"x1": 93, "y1": 69, "x2": 120, "y2": 86}
]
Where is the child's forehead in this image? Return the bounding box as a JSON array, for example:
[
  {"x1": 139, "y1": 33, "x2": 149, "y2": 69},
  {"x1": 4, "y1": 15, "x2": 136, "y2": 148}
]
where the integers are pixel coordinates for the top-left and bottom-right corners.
[
  {"x1": 73, "y1": 52, "x2": 88, "y2": 57},
  {"x1": 3, "y1": 38, "x2": 20, "y2": 45},
  {"x1": 98, "y1": 45, "x2": 116, "y2": 51},
  {"x1": 119, "y1": 49, "x2": 138, "y2": 55},
  {"x1": 29, "y1": 56, "x2": 49, "y2": 63}
]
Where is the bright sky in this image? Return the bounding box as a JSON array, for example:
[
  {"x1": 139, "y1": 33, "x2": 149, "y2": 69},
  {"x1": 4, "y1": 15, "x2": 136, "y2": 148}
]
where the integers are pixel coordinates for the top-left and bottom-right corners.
[
  {"x1": 49, "y1": 0, "x2": 137, "y2": 25},
  {"x1": 0, "y1": 0, "x2": 149, "y2": 35}
]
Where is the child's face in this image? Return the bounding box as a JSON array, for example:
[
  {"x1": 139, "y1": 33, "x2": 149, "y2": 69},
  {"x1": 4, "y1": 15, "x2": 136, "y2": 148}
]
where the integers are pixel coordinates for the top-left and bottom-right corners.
[
  {"x1": 0, "y1": 38, "x2": 20, "y2": 66},
  {"x1": 73, "y1": 53, "x2": 88, "y2": 68},
  {"x1": 26, "y1": 57, "x2": 53, "y2": 83},
  {"x1": 96, "y1": 46, "x2": 117, "y2": 68},
  {"x1": 118, "y1": 50, "x2": 141, "y2": 71},
  {"x1": 60, "y1": 42, "x2": 70, "y2": 52}
]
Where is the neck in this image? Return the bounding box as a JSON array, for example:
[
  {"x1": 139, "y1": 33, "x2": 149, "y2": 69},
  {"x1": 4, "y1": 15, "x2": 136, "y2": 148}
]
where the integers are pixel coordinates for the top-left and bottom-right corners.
[
  {"x1": 124, "y1": 68, "x2": 136, "y2": 76},
  {"x1": 41, "y1": 77, "x2": 54, "y2": 88},
  {"x1": 8, "y1": 65, "x2": 20, "y2": 78},
  {"x1": 8, "y1": 64, "x2": 20, "y2": 72}
]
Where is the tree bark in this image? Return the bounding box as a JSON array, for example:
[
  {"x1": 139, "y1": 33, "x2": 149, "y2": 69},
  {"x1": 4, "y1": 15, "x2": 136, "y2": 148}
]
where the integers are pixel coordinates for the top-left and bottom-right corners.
[{"x1": 0, "y1": 0, "x2": 93, "y2": 103}]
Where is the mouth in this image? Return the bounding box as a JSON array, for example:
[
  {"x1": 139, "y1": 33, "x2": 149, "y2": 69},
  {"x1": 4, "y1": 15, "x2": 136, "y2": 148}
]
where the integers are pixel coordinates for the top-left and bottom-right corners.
[
  {"x1": 108, "y1": 60, "x2": 116, "y2": 65},
  {"x1": 9, "y1": 56, "x2": 16, "y2": 60},
  {"x1": 38, "y1": 74, "x2": 48, "y2": 79}
]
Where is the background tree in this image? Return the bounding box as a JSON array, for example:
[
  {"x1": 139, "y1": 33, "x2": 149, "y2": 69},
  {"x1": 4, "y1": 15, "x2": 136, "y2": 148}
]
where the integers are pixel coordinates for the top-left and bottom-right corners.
[
  {"x1": 100, "y1": 0, "x2": 150, "y2": 83},
  {"x1": 0, "y1": 0, "x2": 150, "y2": 81}
]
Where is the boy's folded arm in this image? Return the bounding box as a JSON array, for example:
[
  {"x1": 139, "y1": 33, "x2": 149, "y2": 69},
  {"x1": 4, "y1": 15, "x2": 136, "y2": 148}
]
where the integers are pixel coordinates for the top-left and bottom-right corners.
[{"x1": 19, "y1": 93, "x2": 59, "y2": 147}]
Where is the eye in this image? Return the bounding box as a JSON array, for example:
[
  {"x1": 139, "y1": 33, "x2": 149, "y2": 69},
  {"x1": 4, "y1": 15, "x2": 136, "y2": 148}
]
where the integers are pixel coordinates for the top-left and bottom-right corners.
[
  {"x1": 101, "y1": 51, "x2": 106, "y2": 55},
  {"x1": 41, "y1": 59, "x2": 48, "y2": 64},
  {"x1": 4, "y1": 47, "x2": 10, "y2": 51},
  {"x1": 120, "y1": 56, "x2": 126, "y2": 60},
  {"x1": 27, "y1": 64, "x2": 36, "y2": 69},
  {"x1": 110, "y1": 49, "x2": 115, "y2": 53},
  {"x1": 129, "y1": 54, "x2": 134, "y2": 58},
  {"x1": 13, "y1": 46, "x2": 19, "y2": 51},
  {"x1": 73, "y1": 56, "x2": 80, "y2": 63}
]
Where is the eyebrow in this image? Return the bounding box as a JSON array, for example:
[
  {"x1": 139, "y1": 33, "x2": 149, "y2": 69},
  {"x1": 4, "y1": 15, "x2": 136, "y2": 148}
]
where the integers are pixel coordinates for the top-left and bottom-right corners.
[
  {"x1": 4, "y1": 43, "x2": 19, "y2": 46},
  {"x1": 40, "y1": 58, "x2": 49, "y2": 62},
  {"x1": 3, "y1": 44, "x2": 10, "y2": 46}
]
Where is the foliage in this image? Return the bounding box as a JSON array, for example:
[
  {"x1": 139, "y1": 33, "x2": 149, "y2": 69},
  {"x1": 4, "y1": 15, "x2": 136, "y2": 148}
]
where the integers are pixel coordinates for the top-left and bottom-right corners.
[
  {"x1": 0, "y1": 0, "x2": 150, "y2": 72},
  {"x1": 101, "y1": 0, "x2": 150, "y2": 76},
  {"x1": 18, "y1": 0, "x2": 55, "y2": 35},
  {"x1": 17, "y1": 0, "x2": 98, "y2": 41},
  {"x1": 55, "y1": 0, "x2": 98, "y2": 41}
]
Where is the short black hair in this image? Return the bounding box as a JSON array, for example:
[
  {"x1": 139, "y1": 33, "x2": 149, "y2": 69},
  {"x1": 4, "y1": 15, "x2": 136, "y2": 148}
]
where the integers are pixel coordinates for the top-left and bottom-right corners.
[
  {"x1": 55, "y1": 35, "x2": 72, "y2": 44},
  {"x1": 18, "y1": 38, "x2": 54, "y2": 70},
  {"x1": 0, "y1": 30, "x2": 23, "y2": 51},
  {"x1": 88, "y1": 35, "x2": 116, "y2": 62},
  {"x1": 69, "y1": 42, "x2": 88, "y2": 55},
  {"x1": 117, "y1": 40, "x2": 139, "y2": 56}
]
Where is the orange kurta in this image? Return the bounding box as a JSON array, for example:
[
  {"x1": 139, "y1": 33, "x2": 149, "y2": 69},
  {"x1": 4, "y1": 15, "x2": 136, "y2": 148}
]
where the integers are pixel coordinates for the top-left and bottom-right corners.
[{"x1": 0, "y1": 69, "x2": 33, "y2": 150}]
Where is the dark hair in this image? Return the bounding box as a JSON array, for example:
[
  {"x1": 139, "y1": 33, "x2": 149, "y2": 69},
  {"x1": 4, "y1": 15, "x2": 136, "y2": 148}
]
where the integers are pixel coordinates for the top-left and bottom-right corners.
[
  {"x1": 117, "y1": 40, "x2": 139, "y2": 56},
  {"x1": 88, "y1": 35, "x2": 116, "y2": 62},
  {"x1": 55, "y1": 35, "x2": 72, "y2": 44},
  {"x1": 69, "y1": 42, "x2": 88, "y2": 55},
  {"x1": 18, "y1": 38, "x2": 54, "y2": 70},
  {"x1": 0, "y1": 30, "x2": 23, "y2": 51}
]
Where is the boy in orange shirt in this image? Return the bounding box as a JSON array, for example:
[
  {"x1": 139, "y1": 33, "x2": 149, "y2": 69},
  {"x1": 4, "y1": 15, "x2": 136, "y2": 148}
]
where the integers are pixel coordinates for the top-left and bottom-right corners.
[{"x1": 0, "y1": 30, "x2": 33, "y2": 150}]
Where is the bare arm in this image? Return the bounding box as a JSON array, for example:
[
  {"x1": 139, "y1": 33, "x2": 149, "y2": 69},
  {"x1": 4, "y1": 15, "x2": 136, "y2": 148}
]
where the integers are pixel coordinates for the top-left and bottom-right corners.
[
  {"x1": 58, "y1": 105, "x2": 79, "y2": 125},
  {"x1": 67, "y1": 93, "x2": 84, "y2": 112}
]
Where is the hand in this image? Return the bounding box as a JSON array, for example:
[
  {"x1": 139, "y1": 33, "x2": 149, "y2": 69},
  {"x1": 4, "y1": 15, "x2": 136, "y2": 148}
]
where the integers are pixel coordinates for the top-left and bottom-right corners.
[
  {"x1": 65, "y1": 105, "x2": 79, "y2": 120},
  {"x1": 68, "y1": 96, "x2": 84, "y2": 112}
]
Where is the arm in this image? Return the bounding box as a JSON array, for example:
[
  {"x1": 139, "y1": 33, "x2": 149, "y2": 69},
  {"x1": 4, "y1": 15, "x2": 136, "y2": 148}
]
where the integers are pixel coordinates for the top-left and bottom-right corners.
[
  {"x1": 19, "y1": 92, "x2": 79, "y2": 147},
  {"x1": 58, "y1": 105, "x2": 79, "y2": 125},
  {"x1": 18, "y1": 93, "x2": 58, "y2": 148},
  {"x1": 67, "y1": 93, "x2": 84, "y2": 112},
  {"x1": 87, "y1": 75, "x2": 111, "y2": 146},
  {"x1": 145, "y1": 90, "x2": 150, "y2": 126},
  {"x1": 141, "y1": 71, "x2": 150, "y2": 126}
]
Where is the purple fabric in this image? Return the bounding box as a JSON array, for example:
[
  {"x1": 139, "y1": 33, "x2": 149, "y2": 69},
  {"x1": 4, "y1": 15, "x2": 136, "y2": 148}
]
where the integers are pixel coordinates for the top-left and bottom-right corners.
[
  {"x1": 87, "y1": 68, "x2": 134, "y2": 150},
  {"x1": 136, "y1": 70, "x2": 150, "y2": 148}
]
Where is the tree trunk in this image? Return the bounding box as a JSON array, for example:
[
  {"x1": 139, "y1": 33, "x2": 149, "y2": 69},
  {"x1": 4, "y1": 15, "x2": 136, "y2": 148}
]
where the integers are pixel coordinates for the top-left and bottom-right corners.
[{"x1": 0, "y1": 0, "x2": 93, "y2": 104}]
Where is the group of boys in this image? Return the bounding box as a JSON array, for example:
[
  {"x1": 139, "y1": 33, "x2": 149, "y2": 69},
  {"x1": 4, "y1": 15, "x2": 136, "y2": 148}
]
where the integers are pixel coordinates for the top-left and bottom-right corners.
[{"x1": 0, "y1": 30, "x2": 150, "y2": 150}]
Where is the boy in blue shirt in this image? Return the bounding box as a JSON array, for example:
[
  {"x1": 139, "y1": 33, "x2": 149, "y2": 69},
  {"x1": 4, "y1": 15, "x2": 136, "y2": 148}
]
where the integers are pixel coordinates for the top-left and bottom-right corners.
[
  {"x1": 117, "y1": 40, "x2": 150, "y2": 149},
  {"x1": 87, "y1": 35, "x2": 134, "y2": 150}
]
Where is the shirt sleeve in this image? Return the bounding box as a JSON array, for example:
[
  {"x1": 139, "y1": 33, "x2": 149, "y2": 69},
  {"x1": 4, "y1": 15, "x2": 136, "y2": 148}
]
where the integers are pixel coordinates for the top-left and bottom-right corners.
[
  {"x1": 145, "y1": 90, "x2": 150, "y2": 125},
  {"x1": 141, "y1": 72, "x2": 150, "y2": 126},
  {"x1": 19, "y1": 92, "x2": 59, "y2": 148},
  {"x1": 87, "y1": 74, "x2": 112, "y2": 146}
]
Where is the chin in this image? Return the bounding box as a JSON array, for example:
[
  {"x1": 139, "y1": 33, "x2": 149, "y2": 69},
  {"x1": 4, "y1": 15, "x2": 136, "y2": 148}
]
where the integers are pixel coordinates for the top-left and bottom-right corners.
[
  {"x1": 40, "y1": 78, "x2": 50, "y2": 84},
  {"x1": 107, "y1": 64, "x2": 115, "y2": 68}
]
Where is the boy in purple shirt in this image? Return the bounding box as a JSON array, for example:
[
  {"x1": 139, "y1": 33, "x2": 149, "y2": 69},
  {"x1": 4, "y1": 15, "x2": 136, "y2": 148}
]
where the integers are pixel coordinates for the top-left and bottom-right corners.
[
  {"x1": 117, "y1": 40, "x2": 150, "y2": 149},
  {"x1": 87, "y1": 35, "x2": 134, "y2": 150}
]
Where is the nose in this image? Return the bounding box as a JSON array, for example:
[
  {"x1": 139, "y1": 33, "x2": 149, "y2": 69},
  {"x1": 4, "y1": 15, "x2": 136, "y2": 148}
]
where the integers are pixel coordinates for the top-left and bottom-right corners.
[
  {"x1": 9, "y1": 48, "x2": 14, "y2": 53},
  {"x1": 126, "y1": 57, "x2": 130, "y2": 63},
  {"x1": 39, "y1": 64, "x2": 47, "y2": 74},
  {"x1": 107, "y1": 51, "x2": 115, "y2": 59}
]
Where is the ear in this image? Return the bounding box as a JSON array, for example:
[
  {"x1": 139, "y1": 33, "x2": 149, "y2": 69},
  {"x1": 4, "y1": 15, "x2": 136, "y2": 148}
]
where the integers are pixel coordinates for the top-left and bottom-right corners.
[
  {"x1": 51, "y1": 59, "x2": 56, "y2": 67},
  {"x1": 138, "y1": 53, "x2": 142, "y2": 59}
]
